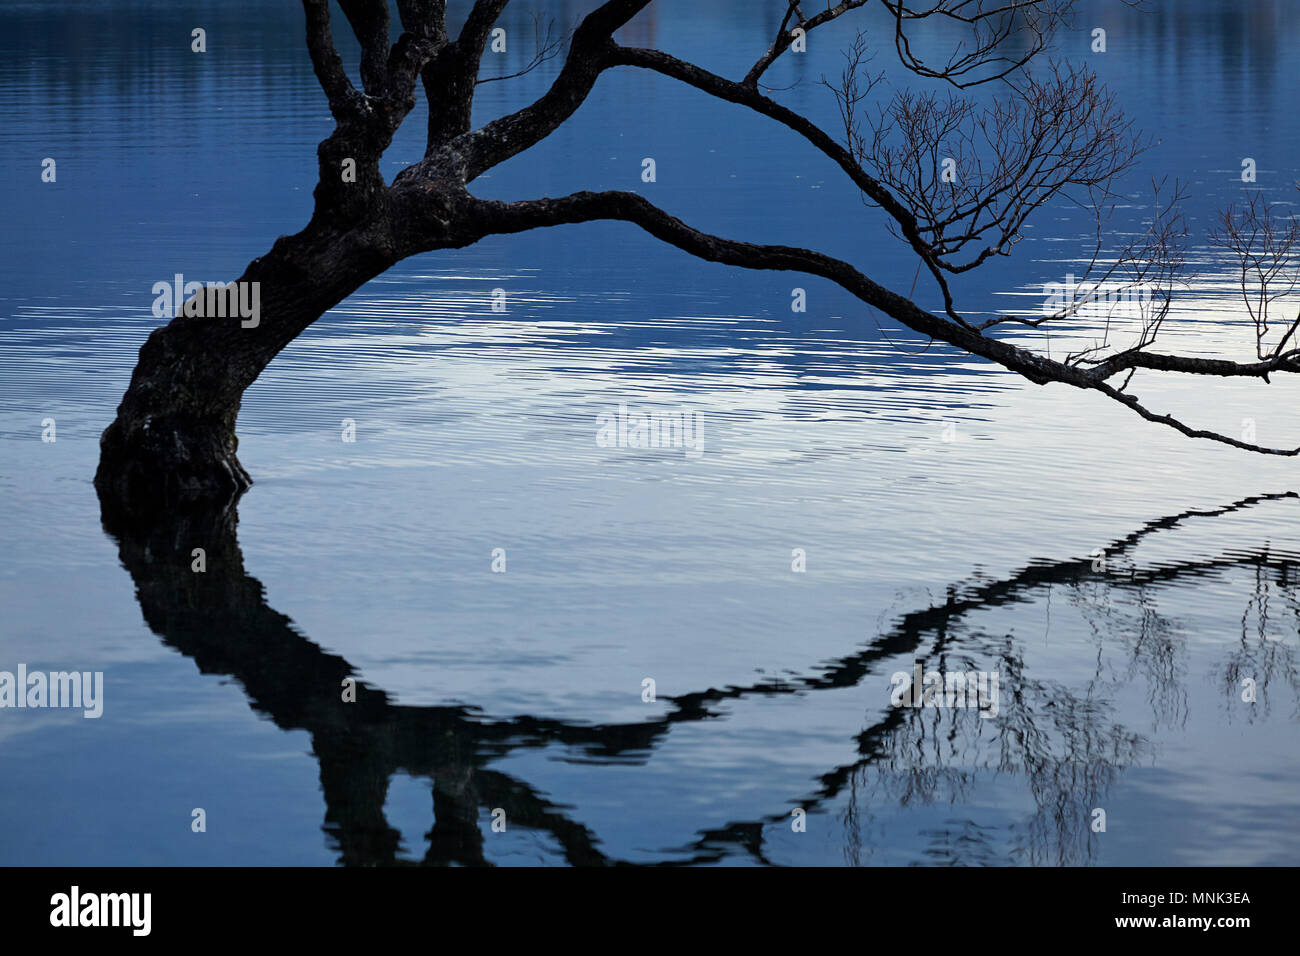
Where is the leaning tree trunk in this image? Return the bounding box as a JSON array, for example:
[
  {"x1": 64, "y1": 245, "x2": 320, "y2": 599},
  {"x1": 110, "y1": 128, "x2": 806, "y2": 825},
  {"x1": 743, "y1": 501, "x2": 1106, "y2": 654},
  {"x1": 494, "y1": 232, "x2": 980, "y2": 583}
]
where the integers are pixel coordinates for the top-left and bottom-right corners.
[{"x1": 94, "y1": 217, "x2": 399, "y2": 508}]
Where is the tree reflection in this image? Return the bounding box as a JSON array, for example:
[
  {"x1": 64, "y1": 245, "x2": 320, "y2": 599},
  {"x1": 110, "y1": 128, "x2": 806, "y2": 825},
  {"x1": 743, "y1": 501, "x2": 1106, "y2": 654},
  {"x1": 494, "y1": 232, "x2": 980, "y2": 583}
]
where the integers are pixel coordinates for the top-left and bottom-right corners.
[{"x1": 98, "y1": 489, "x2": 1300, "y2": 865}]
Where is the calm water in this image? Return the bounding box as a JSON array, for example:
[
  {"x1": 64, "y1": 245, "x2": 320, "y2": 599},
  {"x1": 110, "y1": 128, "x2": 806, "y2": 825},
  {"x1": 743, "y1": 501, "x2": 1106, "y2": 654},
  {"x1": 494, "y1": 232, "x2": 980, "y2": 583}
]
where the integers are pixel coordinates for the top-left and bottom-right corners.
[{"x1": 2, "y1": 0, "x2": 1298, "y2": 865}]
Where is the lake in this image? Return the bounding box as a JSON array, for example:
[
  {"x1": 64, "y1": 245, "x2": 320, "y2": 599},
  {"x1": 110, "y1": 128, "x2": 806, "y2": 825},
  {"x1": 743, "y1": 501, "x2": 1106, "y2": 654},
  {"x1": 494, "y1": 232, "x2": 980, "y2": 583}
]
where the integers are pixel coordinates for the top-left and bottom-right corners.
[{"x1": 1, "y1": 0, "x2": 1298, "y2": 866}]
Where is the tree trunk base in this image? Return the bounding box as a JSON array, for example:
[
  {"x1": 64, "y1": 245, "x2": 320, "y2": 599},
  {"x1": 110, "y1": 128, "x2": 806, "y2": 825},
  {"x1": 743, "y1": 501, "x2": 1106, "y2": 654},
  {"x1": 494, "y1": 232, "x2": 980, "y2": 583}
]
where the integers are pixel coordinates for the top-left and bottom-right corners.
[
  {"x1": 94, "y1": 217, "x2": 396, "y2": 509},
  {"x1": 95, "y1": 412, "x2": 252, "y2": 512}
]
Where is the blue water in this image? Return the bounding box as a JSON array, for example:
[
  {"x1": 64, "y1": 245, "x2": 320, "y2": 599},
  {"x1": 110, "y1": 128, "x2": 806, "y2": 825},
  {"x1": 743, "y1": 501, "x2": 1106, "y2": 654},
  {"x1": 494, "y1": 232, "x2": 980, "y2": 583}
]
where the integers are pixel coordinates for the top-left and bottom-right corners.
[{"x1": 1, "y1": 0, "x2": 1298, "y2": 865}]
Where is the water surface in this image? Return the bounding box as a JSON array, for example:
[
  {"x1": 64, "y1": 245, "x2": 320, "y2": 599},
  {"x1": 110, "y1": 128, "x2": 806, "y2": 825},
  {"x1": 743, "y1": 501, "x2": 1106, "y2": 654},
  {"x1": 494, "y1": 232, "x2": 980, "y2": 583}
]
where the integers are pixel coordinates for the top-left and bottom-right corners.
[{"x1": 1, "y1": 0, "x2": 1298, "y2": 865}]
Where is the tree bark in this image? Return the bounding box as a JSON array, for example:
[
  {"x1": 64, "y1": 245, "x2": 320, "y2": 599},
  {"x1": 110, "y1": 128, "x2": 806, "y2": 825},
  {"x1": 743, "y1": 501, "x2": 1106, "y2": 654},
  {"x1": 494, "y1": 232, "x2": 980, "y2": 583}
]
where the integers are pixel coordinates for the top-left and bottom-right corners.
[{"x1": 95, "y1": 218, "x2": 400, "y2": 505}]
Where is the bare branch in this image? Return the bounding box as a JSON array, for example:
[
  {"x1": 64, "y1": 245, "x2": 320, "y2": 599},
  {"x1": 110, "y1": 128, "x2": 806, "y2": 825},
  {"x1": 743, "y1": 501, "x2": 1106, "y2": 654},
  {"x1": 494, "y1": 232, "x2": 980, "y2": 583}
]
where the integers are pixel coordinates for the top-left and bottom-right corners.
[
  {"x1": 461, "y1": 187, "x2": 1094, "y2": 387},
  {"x1": 853, "y1": 62, "x2": 1144, "y2": 274},
  {"x1": 459, "y1": 0, "x2": 513, "y2": 54},
  {"x1": 459, "y1": 187, "x2": 1300, "y2": 456},
  {"x1": 744, "y1": 0, "x2": 871, "y2": 87},
  {"x1": 475, "y1": 14, "x2": 566, "y2": 86},
  {"x1": 983, "y1": 179, "x2": 1186, "y2": 361},
  {"x1": 414, "y1": 0, "x2": 512, "y2": 148},
  {"x1": 881, "y1": 0, "x2": 1075, "y2": 88},
  {"x1": 337, "y1": 0, "x2": 391, "y2": 95},
  {"x1": 1208, "y1": 192, "x2": 1300, "y2": 360},
  {"x1": 1095, "y1": 381, "x2": 1300, "y2": 456},
  {"x1": 446, "y1": 0, "x2": 651, "y2": 178},
  {"x1": 607, "y1": 43, "x2": 977, "y2": 327},
  {"x1": 303, "y1": 0, "x2": 361, "y2": 121}
]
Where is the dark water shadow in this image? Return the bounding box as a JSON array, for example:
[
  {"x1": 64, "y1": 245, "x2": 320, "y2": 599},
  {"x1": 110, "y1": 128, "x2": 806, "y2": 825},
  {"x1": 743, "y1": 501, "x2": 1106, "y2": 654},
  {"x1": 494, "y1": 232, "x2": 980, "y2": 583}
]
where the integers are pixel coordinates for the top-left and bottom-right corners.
[{"x1": 97, "y1": 489, "x2": 1300, "y2": 865}]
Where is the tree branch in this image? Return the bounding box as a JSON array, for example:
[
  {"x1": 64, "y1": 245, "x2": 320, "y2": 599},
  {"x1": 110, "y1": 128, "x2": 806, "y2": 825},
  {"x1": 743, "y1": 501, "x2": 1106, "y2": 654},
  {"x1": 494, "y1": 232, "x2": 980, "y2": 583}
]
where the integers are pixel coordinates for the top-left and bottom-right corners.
[
  {"x1": 475, "y1": 14, "x2": 565, "y2": 86},
  {"x1": 880, "y1": 0, "x2": 1074, "y2": 88},
  {"x1": 606, "y1": 43, "x2": 974, "y2": 327},
  {"x1": 396, "y1": 0, "x2": 447, "y2": 42},
  {"x1": 338, "y1": 0, "x2": 391, "y2": 95},
  {"x1": 447, "y1": 0, "x2": 651, "y2": 178},
  {"x1": 464, "y1": 187, "x2": 1300, "y2": 456},
  {"x1": 304, "y1": 0, "x2": 362, "y2": 122},
  {"x1": 744, "y1": 1, "x2": 871, "y2": 87},
  {"x1": 464, "y1": 188, "x2": 1081, "y2": 384}
]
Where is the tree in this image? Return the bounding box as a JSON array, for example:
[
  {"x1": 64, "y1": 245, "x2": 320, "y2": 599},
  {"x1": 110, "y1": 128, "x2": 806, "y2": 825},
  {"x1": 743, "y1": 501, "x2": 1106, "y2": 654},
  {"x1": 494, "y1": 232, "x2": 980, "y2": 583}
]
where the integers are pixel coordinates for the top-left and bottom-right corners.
[{"x1": 93, "y1": 0, "x2": 1300, "y2": 507}]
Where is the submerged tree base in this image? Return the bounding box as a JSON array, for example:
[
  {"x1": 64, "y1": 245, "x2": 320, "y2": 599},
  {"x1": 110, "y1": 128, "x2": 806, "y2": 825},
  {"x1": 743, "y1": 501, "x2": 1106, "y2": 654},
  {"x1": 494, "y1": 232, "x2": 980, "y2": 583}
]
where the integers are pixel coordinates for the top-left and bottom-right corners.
[
  {"x1": 94, "y1": 313, "x2": 255, "y2": 507},
  {"x1": 95, "y1": 412, "x2": 251, "y2": 507},
  {"x1": 95, "y1": 208, "x2": 397, "y2": 506}
]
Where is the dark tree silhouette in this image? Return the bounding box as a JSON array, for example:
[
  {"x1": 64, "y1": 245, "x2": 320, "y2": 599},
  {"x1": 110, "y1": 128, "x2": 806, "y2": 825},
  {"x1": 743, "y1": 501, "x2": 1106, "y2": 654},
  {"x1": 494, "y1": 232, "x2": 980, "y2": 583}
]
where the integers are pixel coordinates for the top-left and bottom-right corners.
[{"x1": 94, "y1": 0, "x2": 1300, "y2": 505}]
